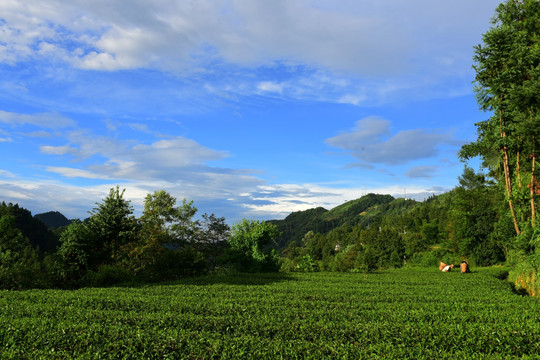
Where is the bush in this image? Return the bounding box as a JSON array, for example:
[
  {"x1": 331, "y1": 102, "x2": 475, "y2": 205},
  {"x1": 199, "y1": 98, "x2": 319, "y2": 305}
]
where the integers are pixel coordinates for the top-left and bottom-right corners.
[
  {"x1": 279, "y1": 257, "x2": 297, "y2": 272},
  {"x1": 84, "y1": 265, "x2": 134, "y2": 287},
  {"x1": 148, "y1": 247, "x2": 207, "y2": 281},
  {"x1": 224, "y1": 219, "x2": 280, "y2": 273},
  {"x1": 508, "y1": 249, "x2": 540, "y2": 297},
  {"x1": 296, "y1": 255, "x2": 319, "y2": 272}
]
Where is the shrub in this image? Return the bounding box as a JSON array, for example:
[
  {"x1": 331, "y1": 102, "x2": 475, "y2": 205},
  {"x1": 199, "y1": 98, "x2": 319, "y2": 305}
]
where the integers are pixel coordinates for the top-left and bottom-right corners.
[{"x1": 84, "y1": 265, "x2": 134, "y2": 287}]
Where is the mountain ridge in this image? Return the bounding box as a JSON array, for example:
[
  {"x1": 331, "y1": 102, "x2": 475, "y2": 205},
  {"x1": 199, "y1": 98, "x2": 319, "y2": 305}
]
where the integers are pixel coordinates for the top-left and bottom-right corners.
[{"x1": 269, "y1": 193, "x2": 410, "y2": 249}]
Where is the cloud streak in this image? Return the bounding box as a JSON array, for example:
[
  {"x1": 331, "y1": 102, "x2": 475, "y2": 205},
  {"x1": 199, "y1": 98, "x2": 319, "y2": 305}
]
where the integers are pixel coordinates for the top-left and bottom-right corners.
[{"x1": 0, "y1": 110, "x2": 75, "y2": 128}]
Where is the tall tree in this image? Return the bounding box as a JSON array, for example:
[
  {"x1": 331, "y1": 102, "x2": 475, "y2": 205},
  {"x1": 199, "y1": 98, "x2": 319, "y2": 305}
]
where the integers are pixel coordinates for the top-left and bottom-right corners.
[
  {"x1": 87, "y1": 186, "x2": 138, "y2": 263},
  {"x1": 461, "y1": 0, "x2": 540, "y2": 235},
  {"x1": 123, "y1": 190, "x2": 203, "y2": 278},
  {"x1": 446, "y1": 167, "x2": 505, "y2": 265},
  {"x1": 124, "y1": 190, "x2": 181, "y2": 275}
]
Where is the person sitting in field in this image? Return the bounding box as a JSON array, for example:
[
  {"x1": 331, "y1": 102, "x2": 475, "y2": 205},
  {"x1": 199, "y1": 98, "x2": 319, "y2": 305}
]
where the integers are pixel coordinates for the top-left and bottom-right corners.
[
  {"x1": 460, "y1": 260, "x2": 469, "y2": 273},
  {"x1": 439, "y1": 262, "x2": 454, "y2": 272},
  {"x1": 442, "y1": 264, "x2": 454, "y2": 272}
]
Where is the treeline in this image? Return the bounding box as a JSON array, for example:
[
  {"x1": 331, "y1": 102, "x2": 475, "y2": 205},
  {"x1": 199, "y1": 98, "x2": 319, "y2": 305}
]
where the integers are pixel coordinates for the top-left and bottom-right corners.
[
  {"x1": 0, "y1": 165, "x2": 533, "y2": 290},
  {"x1": 277, "y1": 167, "x2": 512, "y2": 273},
  {"x1": 0, "y1": 188, "x2": 280, "y2": 289}
]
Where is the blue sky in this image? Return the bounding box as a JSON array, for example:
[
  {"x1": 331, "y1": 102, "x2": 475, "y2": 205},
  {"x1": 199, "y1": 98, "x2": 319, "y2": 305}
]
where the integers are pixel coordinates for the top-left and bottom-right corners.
[{"x1": 0, "y1": 0, "x2": 501, "y2": 222}]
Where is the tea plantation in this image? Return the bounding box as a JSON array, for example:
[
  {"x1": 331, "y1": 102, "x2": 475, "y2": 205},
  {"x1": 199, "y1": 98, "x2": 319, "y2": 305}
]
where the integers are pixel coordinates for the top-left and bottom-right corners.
[{"x1": 1, "y1": 268, "x2": 539, "y2": 359}]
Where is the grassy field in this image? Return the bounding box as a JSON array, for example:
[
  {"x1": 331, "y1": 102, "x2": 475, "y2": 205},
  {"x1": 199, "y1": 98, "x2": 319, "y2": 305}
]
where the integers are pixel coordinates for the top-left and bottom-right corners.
[{"x1": 1, "y1": 268, "x2": 539, "y2": 359}]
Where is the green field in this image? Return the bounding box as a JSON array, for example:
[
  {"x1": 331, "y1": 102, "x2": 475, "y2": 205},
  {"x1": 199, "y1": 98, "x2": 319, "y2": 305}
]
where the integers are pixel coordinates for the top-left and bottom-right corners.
[{"x1": 1, "y1": 268, "x2": 539, "y2": 359}]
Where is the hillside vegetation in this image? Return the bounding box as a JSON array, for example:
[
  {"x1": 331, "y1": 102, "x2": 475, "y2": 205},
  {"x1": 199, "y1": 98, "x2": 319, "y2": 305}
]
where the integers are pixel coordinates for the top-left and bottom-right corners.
[{"x1": 274, "y1": 169, "x2": 512, "y2": 275}]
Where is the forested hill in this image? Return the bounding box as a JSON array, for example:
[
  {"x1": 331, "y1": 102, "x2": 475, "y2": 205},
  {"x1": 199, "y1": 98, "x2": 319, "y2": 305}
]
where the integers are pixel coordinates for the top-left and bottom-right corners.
[
  {"x1": 0, "y1": 202, "x2": 59, "y2": 253},
  {"x1": 269, "y1": 193, "x2": 411, "y2": 249},
  {"x1": 34, "y1": 211, "x2": 72, "y2": 229}
]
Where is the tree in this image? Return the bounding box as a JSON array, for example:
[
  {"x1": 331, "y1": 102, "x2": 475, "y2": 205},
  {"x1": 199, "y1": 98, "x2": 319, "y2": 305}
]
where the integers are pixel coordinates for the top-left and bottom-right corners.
[
  {"x1": 87, "y1": 186, "x2": 138, "y2": 264},
  {"x1": 123, "y1": 190, "x2": 206, "y2": 279},
  {"x1": 140, "y1": 190, "x2": 178, "y2": 230},
  {"x1": 170, "y1": 198, "x2": 199, "y2": 245},
  {"x1": 54, "y1": 220, "x2": 93, "y2": 286},
  {"x1": 197, "y1": 213, "x2": 230, "y2": 270},
  {"x1": 137, "y1": 190, "x2": 199, "y2": 245},
  {"x1": 225, "y1": 219, "x2": 280, "y2": 272},
  {"x1": 461, "y1": 0, "x2": 540, "y2": 235},
  {"x1": 0, "y1": 215, "x2": 44, "y2": 289},
  {"x1": 446, "y1": 167, "x2": 506, "y2": 265}
]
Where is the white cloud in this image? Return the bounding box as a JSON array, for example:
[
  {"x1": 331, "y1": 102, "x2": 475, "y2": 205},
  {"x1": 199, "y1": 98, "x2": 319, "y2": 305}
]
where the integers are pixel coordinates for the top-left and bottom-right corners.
[
  {"x1": 257, "y1": 81, "x2": 284, "y2": 94},
  {"x1": 26, "y1": 130, "x2": 53, "y2": 138},
  {"x1": 0, "y1": 170, "x2": 16, "y2": 178},
  {"x1": 38, "y1": 131, "x2": 255, "y2": 199},
  {"x1": 127, "y1": 123, "x2": 151, "y2": 133},
  {"x1": 405, "y1": 166, "x2": 438, "y2": 179},
  {"x1": 0, "y1": 178, "x2": 125, "y2": 218},
  {"x1": 326, "y1": 117, "x2": 455, "y2": 165},
  {"x1": 0, "y1": 0, "x2": 501, "y2": 103},
  {"x1": 40, "y1": 144, "x2": 79, "y2": 156},
  {"x1": 0, "y1": 110, "x2": 75, "y2": 128},
  {"x1": 45, "y1": 167, "x2": 109, "y2": 179}
]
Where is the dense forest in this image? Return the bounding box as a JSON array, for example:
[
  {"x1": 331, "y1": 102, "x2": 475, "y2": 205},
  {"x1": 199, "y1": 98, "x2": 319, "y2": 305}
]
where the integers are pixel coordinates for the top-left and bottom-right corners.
[{"x1": 0, "y1": 0, "x2": 539, "y2": 295}]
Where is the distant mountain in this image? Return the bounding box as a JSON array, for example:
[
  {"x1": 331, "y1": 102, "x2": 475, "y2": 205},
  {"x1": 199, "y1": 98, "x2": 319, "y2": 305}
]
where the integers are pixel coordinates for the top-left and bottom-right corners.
[
  {"x1": 269, "y1": 193, "x2": 401, "y2": 249},
  {"x1": 34, "y1": 211, "x2": 72, "y2": 229},
  {"x1": 0, "y1": 202, "x2": 60, "y2": 252}
]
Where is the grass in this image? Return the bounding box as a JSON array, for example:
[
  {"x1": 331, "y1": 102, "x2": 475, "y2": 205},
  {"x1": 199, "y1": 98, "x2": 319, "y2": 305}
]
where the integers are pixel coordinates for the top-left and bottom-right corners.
[{"x1": 0, "y1": 268, "x2": 539, "y2": 359}]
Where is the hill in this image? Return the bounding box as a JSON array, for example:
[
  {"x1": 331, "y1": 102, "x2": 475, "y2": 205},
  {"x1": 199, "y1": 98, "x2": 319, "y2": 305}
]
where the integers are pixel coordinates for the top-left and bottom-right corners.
[
  {"x1": 34, "y1": 211, "x2": 72, "y2": 229},
  {"x1": 0, "y1": 202, "x2": 59, "y2": 252},
  {"x1": 269, "y1": 193, "x2": 411, "y2": 248}
]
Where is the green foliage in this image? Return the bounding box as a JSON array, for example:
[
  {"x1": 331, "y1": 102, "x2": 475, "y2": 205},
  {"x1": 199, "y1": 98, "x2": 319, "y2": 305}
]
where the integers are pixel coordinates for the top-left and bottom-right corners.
[
  {"x1": 84, "y1": 265, "x2": 134, "y2": 287},
  {"x1": 446, "y1": 167, "x2": 506, "y2": 266},
  {"x1": 54, "y1": 221, "x2": 93, "y2": 287},
  {"x1": 279, "y1": 181, "x2": 510, "y2": 272},
  {"x1": 270, "y1": 194, "x2": 399, "y2": 248},
  {"x1": 0, "y1": 215, "x2": 45, "y2": 289},
  {"x1": 87, "y1": 186, "x2": 138, "y2": 264},
  {"x1": 225, "y1": 219, "x2": 280, "y2": 272},
  {"x1": 150, "y1": 247, "x2": 207, "y2": 281},
  {"x1": 48, "y1": 188, "x2": 223, "y2": 287},
  {"x1": 321, "y1": 193, "x2": 395, "y2": 223},
  {"x1": 194, "y1": 213, "x2": 230, "y2": 271},
  {"x1": 34, "y1": 211, "x2": 72, "y2": 229},
  {"x1": 295, "y1": 254, "x2": 319, "y2": 272},
  {"x1": 331, "y1": 245, "x2": 360, "y2": 272},
  {"x1": 2, "y1": 269, "x2": 538, "y2": 358},
  {"x1": 462, "y1": 0, "x2": 540, "y2": 236},
  {"x1": 0, "y1": 202, "x2": 59, "y2": 253}
]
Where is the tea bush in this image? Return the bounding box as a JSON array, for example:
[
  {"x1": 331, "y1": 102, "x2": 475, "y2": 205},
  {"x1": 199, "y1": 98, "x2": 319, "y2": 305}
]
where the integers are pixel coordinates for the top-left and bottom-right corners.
[{"x1": 0, "y1": 268, "x2": 538, "y2": 359}]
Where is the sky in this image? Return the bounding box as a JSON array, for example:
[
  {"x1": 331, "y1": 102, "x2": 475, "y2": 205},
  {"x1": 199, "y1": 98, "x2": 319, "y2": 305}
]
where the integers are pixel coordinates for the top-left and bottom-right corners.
[{"x1": 0, "y1": 0, "x2": 502, "y2": 222}]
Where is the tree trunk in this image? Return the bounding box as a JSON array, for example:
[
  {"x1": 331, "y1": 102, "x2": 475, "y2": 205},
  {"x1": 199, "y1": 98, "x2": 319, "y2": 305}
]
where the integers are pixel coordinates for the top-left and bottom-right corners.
[
  {"x1": 503, "y1": 147, "x2": 521, "y2": 234},
  {"x1": 531, "y1": 149, "x2": 536, "y2": 228},
  {"x1": 500, "y1": 107, "x2": 521, "y2": 235},
  {"x1": 517, "y1": 140, "x2": 522, "y2": 188}
]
